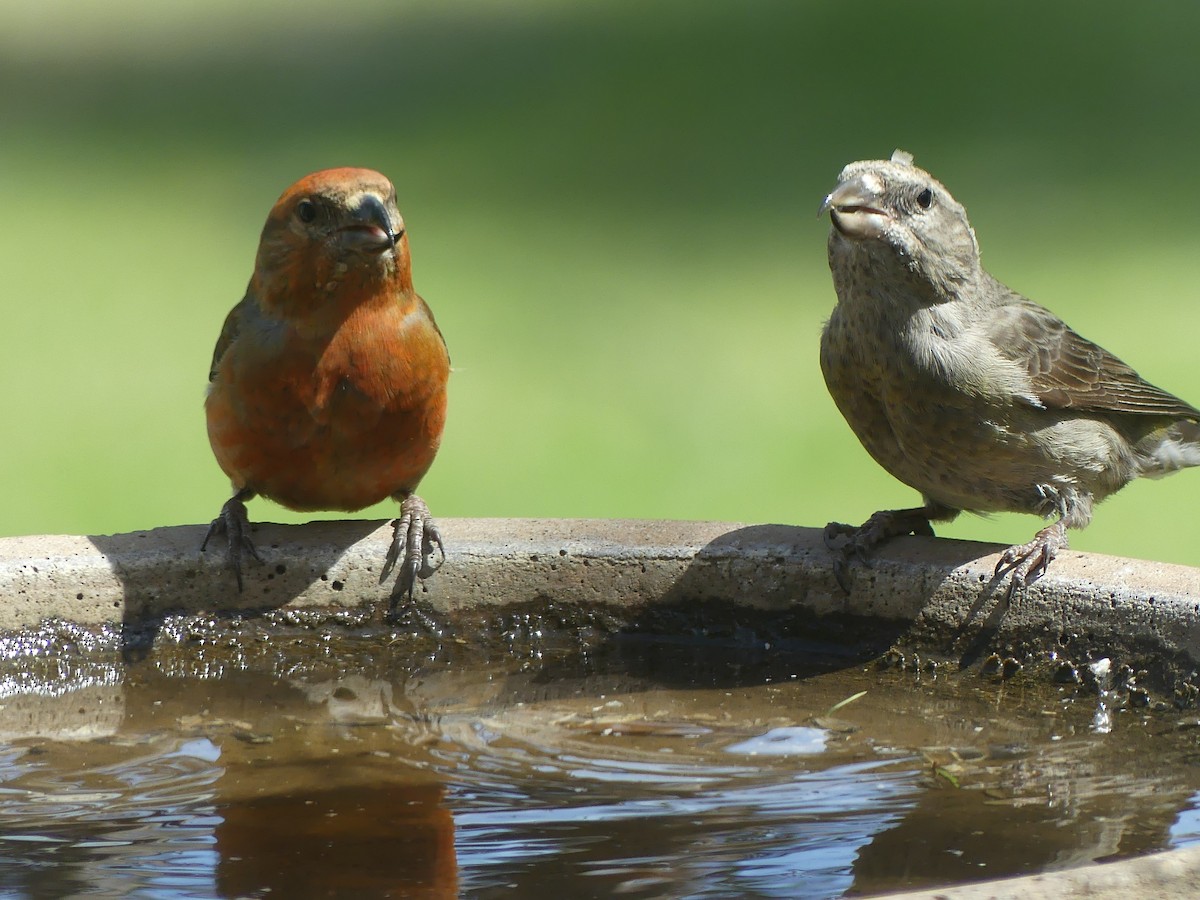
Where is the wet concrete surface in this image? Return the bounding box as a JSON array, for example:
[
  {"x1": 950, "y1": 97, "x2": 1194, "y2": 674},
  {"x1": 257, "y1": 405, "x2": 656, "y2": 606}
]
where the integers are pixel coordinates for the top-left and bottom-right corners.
[{"x1": 4, "y1": 519, "x2": 1200, "y2": 696}]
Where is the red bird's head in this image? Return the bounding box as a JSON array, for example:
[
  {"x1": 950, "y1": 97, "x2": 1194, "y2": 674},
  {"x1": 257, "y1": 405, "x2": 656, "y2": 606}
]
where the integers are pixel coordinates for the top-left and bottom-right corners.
[{"x1": 252, "y1": 167, "x2": 414, "y2": 319}]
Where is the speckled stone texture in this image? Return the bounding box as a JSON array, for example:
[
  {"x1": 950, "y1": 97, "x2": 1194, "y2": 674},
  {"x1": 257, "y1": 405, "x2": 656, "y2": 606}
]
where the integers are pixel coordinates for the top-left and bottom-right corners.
[{"x1": 1, "y1": 518, "x2": 1198, "y2": 666}]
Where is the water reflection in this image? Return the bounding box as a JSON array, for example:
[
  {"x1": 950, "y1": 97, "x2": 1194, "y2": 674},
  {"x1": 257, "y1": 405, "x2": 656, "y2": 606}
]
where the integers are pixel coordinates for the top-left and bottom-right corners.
[
  {"x1": 0, "y1": 633, "x2": 1196, "y2": 898},
  {"x1": 215, "y1": 784, "x2": 456, "y2": 899}
]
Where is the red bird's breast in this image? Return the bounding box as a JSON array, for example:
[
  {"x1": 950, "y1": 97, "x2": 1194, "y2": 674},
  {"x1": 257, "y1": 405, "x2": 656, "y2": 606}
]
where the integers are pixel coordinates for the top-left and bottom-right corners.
[{"x1": 206, "y1": 294, "x2": 449, "y2": 512}]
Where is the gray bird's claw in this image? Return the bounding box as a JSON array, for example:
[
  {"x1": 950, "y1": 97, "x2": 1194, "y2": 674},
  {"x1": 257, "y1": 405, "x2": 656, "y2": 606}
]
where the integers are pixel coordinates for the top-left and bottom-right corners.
[
  {"x1": 382, "y1": 495, "x2": 446, "y2": 598},
  {"x1": 995, "y1": 522, "x2": 1068, "y2": 599},
  {"x1": 822, "y1": 521, "x2": 858, "y2": 547},
  {"x1": 824, "y1": 507, "x2": 938, "y2": 593},
  {"x1": 201, "y1": 493, "x2": 262, "y2": 592}
]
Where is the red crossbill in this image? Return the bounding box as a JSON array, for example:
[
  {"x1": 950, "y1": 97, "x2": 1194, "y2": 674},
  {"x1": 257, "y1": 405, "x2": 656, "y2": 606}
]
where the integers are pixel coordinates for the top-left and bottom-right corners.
[
  {"x1": 819, "y1": 150, "x2": 1200, "y2": 593},
  {"x1": 202, "y1": 168, "x2": 450, "y2": 595}
]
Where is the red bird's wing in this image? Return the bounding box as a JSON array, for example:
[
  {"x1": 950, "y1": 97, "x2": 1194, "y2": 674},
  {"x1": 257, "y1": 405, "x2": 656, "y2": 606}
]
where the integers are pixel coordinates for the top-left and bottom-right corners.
[{"x1": 209, "y1": 294, "x2": 251, "y2": 384}]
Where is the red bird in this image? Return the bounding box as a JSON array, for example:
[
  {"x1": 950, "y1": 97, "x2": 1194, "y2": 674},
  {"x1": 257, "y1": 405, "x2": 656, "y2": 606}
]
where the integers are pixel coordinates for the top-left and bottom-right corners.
[{"x1": 202, "y1": 168, "x2": 450, "y2": 594}]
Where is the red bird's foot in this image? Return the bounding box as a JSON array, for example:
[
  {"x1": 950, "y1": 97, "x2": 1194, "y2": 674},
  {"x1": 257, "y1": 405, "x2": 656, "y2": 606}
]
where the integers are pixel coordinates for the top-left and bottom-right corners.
[
  {"x1": 824, "y1": 507, "x2": 937, "y2": 593},
  {"x1": 382, "y1": 494, "x2": 446, "y2": 598},
  {"x1": 201, "y1": 491, "x2": 262, "y2": 592},
  {"x1": 995, "y1": 521, "x2": 1068, "y2": 596}
]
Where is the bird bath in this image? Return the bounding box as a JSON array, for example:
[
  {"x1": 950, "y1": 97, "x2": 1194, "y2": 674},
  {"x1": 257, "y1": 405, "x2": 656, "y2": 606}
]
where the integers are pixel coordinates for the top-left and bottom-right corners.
[{"x1": 2, "y1": 518, "x2": 1200, "y2": 898}]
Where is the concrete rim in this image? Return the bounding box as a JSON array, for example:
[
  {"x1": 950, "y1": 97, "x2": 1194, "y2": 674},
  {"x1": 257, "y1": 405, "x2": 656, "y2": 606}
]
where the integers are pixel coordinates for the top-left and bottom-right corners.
[{"x1": 2, "y1": 517, "x2": 1200, "y2": 898}]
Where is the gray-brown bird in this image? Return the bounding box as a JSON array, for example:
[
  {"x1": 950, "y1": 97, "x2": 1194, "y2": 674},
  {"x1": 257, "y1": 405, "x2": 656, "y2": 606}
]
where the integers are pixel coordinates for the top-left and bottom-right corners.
[{"x1": 819, "y1": 150, "x2": 1200, "y2": 592}]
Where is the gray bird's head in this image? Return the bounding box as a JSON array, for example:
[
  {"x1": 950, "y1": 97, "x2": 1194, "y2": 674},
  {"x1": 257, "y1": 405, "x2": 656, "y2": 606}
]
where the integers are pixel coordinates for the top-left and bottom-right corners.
[{"x1": 820, "y1": 150, "x2": 981, "y2": 294}]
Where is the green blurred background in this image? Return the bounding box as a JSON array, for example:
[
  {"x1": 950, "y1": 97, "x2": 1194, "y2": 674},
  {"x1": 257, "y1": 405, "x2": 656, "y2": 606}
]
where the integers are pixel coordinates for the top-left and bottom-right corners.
[{"x1": 3, "y1": 0, "x2": 1200, "y2": 568}]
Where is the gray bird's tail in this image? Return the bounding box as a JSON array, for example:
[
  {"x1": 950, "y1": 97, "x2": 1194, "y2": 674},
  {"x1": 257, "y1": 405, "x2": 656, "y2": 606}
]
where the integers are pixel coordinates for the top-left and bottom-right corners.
[{"x1": 1137, "y1": 418, "x2": 1200, "y2": 478}]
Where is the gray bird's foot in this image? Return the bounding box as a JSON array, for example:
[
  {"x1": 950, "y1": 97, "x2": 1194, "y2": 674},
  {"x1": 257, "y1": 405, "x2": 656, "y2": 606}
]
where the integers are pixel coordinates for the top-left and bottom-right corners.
[
  {"x1": 994, "y1": 521, "x2": 1068, "y2": 597},
  {"x1": 823, "y1": 507, "x2": 937, "y2": 593},
  {"x1": 201, "y1": 490, "x2": 261, "y2": 592},
  {"x1": 382, "y1": 494, "x2": 446, "y2": 598}
]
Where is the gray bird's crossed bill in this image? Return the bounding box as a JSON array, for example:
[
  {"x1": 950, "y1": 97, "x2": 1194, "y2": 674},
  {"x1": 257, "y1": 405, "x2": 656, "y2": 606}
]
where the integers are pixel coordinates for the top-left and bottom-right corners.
[{"x1": 819, "y1": 149, "x2": 1200, "y2": 593}]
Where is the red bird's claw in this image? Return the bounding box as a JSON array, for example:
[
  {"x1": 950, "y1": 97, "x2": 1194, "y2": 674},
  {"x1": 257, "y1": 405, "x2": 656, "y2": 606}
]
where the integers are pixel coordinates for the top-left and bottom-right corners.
[
  {"x1": 201, "y1": 494, "x2": 261, "y2": 592},
  {"x1": 383, "y1": 496, "x2": 445, "y2": 598}
]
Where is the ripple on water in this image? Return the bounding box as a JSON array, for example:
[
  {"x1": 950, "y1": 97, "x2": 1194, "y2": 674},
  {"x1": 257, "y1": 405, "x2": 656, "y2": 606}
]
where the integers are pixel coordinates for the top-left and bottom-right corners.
[{"x1": 0, "y1": 632, "x2": 1198, "y2": 898}]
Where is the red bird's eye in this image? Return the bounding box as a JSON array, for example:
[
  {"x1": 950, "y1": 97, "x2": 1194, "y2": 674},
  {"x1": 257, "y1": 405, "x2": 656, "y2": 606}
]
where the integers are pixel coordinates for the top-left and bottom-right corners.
[{"x1": 296, "y1": 199, "x2": 317, "y2": 223}]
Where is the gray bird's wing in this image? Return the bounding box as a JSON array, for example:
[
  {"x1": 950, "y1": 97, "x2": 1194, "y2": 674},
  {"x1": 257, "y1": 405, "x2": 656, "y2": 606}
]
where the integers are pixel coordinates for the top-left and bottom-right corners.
[{"x1": 988, "y1": 295, "x2": 1200, "y2": 419}]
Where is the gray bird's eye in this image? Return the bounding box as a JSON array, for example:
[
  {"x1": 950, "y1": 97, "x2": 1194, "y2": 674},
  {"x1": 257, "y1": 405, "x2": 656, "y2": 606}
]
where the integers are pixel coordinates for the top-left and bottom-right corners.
[
  {"x1": 916, "y1": 188, "x2": 934, "y2": 210},
  {"x1": 296, "y1": 199, "x2": 318, "y2": 223}
]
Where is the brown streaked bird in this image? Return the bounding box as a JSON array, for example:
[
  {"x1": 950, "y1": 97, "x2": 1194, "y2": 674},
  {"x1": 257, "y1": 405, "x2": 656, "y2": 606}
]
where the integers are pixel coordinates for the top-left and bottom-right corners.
[
  {"x1": 818, "y1": 149, "x2": 1200, "y2": 592},
  {"x1": 203, "y1": 167, "x2": 450, "y2": 595}
]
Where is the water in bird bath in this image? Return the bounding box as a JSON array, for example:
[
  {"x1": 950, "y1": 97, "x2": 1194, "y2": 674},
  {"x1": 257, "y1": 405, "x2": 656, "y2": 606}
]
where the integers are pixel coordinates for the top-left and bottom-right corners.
[{"x1": 0, "y1": 611, "x2": 1199, "y2": 898}]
